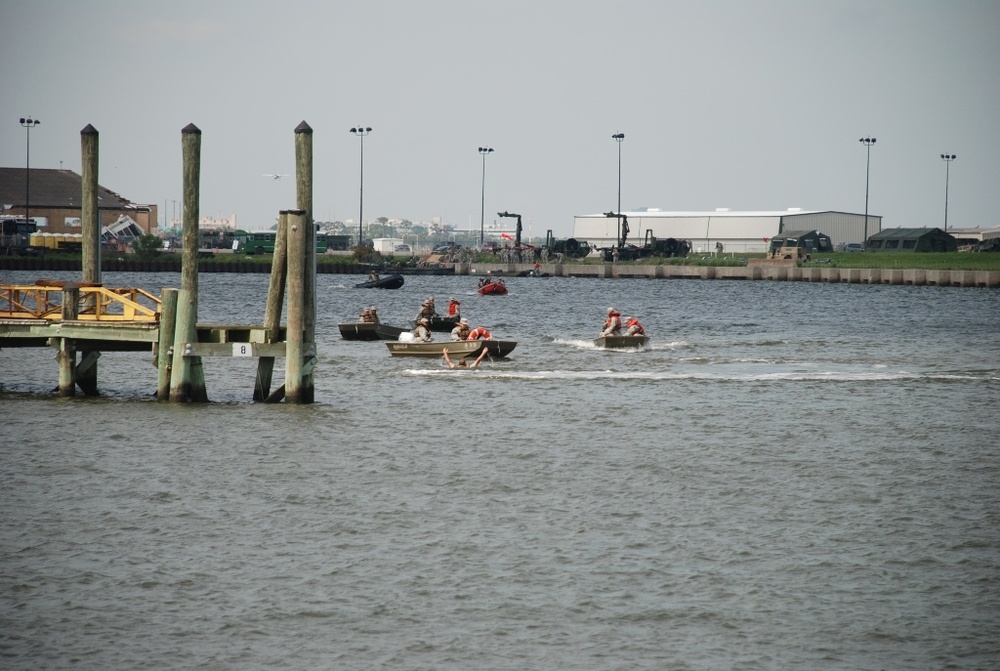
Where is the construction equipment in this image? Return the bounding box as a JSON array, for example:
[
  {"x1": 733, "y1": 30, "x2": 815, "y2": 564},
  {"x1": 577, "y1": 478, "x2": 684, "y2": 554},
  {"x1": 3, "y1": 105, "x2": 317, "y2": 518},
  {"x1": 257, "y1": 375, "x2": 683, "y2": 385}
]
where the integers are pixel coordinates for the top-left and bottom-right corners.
[
  {"x1": 497, "y1": 211, "x2": 523, "y2": 247},
  {"x1": 598, "y1": 214, "x2": 691, "y2": 261}
]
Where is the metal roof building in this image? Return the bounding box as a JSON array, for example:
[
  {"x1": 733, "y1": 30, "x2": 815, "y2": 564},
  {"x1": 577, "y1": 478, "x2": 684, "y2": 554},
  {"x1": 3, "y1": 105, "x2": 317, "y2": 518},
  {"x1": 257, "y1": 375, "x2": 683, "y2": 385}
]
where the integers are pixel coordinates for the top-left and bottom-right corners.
[{"x1": 573, "y1": 209, "x2": 880, "y2": 253}]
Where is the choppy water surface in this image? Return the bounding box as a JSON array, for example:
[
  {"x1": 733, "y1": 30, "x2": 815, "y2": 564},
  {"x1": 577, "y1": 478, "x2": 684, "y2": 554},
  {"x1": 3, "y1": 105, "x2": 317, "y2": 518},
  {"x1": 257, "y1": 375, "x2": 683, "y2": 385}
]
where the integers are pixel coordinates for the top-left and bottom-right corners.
[{"x1": 2, "y1": 270, "x2": 998, "y2": 670}]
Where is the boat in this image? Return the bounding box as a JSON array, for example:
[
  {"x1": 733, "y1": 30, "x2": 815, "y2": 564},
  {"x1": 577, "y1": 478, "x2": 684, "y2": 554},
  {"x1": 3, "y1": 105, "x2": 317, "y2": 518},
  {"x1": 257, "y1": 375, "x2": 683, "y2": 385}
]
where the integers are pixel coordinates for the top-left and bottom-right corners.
[
  {"x1": 385, "y1": 338, "x2": 518, "y2": 358},
  {"x1": 477, "y1": 279, "x2": 508, "y2": 295},
  {"x1": 338, "y1": 322, "x2": 407, "y2": 341},
  {"x1": 354, "y1": 274, "x2": 404, "y2": 289},
  {"x1": 595, "y1": 334, "x2": 648, "y2": 349},
  {"x1": 386, "y1": 340, "x2": 482, "y2": 357},
  {"x1": 413, "y1": 315, "x2": 461, "y2": 332}
]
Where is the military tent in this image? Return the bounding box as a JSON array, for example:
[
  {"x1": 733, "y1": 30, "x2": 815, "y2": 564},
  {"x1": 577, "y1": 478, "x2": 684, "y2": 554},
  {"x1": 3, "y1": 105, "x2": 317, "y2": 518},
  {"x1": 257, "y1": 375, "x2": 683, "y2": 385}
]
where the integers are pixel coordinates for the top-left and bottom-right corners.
[{"x1": 865, "y1": 228, "x2": 956, "y2": 253}]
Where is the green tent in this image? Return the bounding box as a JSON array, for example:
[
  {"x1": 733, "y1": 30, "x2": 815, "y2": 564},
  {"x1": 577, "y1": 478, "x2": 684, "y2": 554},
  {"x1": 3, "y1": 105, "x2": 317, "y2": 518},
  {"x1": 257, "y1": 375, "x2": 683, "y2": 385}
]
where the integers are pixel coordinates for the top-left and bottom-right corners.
[
  {"x1": 865, "y1": 228, "x2": 957, "y2": 253},
  {"x1": 768, "y1": 230, "x2": 834, "y2": 254}
]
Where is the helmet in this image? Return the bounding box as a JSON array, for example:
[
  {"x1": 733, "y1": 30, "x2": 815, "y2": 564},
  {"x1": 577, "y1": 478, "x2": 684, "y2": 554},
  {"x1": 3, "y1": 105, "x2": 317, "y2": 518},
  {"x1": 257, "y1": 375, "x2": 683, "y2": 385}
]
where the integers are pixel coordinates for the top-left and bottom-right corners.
[{"x1": 419, "y1": 318, "x2": 429, "y2": 324}]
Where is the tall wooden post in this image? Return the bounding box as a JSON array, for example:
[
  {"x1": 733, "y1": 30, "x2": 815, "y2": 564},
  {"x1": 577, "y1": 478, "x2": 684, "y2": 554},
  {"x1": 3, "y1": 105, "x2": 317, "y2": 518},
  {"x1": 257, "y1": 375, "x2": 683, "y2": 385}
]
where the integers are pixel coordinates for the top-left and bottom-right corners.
[
  {"x1": 169, "y1": 123, "x2": 208, "y2": 403},
  {"x1": 58, "y1": 285, "x2": 79, "y2": 396},
  {"x1": 80, "y1": 125, "x2": 101, "y2": 285},
  {"x1": 294, "y1": 121, "x2": 316, "y2": 403},
  {"x1": 284, "y1": 210, "x2": 307, "y2": 403},
  {"x1": 79, "y1": 125, "x2": 101, "y2": 393}
]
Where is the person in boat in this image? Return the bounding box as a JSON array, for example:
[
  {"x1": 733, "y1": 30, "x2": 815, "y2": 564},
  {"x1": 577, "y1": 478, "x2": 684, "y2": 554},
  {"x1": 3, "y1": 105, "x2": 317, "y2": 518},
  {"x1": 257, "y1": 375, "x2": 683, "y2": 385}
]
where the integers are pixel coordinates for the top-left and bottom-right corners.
[
  {"x1": 367, "y1": 269, "x2": 380, "y2": 282},
  {"x1": 442, "y1": 346, "x2": 489, "y2": 369},
  {"x1": 467, "y1": 325, "x2": 492, "y2": 341},
  {"x1": 415, "y1": 299, "x2": 437, "y2": 322},
  {"x1": 412, "y1": 317, "x2": 432, "y2": 342},
  {"x1": 451, "y1": 317, "x2": 471, "y2": 341},
  {"x1": 478, "y1": 277, "x2": 487, "y2": 288},
  {"x1": 358, "y1": 307, "x2": 375, "y2": 323},
  {"x1": 624, "y1": 315, "x2": 645, "y2": 336},
  {"x1": 600, "y1": 307, "x2": 623, "y2": 337},
  {"x1": 447, "y1": 297, "x2": 461, "y2": 317}
]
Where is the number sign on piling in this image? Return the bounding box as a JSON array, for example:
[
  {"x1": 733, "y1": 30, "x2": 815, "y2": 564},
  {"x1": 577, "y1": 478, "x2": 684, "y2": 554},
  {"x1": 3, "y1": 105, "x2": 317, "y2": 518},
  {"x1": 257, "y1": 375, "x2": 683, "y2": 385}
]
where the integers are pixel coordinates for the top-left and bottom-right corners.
[{"x1": 233, "y1": 343, "x2": 252, "y2": 357}]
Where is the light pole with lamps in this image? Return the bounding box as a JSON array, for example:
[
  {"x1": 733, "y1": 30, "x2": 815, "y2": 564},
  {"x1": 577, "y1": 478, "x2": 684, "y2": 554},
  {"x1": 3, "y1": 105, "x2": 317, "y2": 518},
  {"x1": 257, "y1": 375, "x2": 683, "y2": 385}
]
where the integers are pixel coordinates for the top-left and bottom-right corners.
[
  {"x1": 19, "y1": 117, "x2": 41, "y2": 227},
  {"x1": 612, "y1": 132, "x2": 624, "y2": 245},
  {"x1": 940, "y1": 153, "x2": 956, "y2": 231},
  {"x1": 350, "y1": 126, "x2": 372, "y2": 245},
  {"x1": 478, "y1": 146, "x2": 493, "y2": 246},
  {"x1": 859, "y1": 137, "x2": 876, "y2": 243}
]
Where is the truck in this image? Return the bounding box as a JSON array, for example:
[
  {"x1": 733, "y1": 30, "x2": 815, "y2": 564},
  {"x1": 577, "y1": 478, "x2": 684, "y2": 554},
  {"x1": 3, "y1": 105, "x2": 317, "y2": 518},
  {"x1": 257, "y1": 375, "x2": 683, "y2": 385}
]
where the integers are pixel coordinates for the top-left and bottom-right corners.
[
  {"x1": 371, "y1": 237, "x2": 406, "y2": 254},
  {"x1": 544, "y1": 230, "x2": 592, "y2": 258},
  {"x1": 599, "y1": 218, "x2": 691, "y2": 261}
]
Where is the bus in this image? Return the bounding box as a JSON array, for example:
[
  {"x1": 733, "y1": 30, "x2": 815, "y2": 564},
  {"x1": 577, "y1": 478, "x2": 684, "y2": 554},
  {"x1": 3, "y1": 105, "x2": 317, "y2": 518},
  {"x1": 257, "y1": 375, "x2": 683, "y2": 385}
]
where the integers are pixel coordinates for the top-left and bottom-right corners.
[{"x1": 237, "y1": 229, "x2": 328, "y2": 255}]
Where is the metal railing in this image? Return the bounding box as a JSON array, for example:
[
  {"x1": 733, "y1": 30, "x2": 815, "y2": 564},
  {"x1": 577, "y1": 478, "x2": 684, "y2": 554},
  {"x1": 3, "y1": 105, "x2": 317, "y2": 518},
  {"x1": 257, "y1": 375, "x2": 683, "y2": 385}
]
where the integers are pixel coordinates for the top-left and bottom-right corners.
[{"x1": 0, "y1": 283, "x2": 161, "y2": 322}]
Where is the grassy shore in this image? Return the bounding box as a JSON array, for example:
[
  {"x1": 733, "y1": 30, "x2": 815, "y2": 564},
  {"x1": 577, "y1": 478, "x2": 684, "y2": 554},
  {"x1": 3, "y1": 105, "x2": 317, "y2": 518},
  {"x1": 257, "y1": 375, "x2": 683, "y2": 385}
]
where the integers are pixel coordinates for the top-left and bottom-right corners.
[{"x1": 4, "y1": 250, "x2": 999, "y2": 273}]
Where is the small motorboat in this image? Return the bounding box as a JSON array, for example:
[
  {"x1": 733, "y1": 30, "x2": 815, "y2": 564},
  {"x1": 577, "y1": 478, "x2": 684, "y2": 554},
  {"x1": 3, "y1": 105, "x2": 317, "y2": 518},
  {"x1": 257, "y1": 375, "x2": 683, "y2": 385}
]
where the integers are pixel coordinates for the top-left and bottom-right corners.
[
  {"x1": 338, "y1": 322, "x2": 407, "y2": 341},
  {"x1": 385, "y1": 338, "x2": 518, "y2": 358},
  {"x1": 595, "y1": 334, "x2": 648, "y2": 349},
  {"x1": 354, "y1": 274, "x2": 404, "y2": 289},
  {"x1": 477, "y1": 279, "x2": 508, "y2": 295},
  {"x1": 386, "y1": 340, "x2": 482, "y2": 358}
]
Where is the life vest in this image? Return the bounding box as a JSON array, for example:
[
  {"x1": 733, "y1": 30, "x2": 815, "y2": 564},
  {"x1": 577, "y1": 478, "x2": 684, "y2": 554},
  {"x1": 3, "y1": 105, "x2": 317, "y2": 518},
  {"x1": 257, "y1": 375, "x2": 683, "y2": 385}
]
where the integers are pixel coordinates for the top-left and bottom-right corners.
[
  {"x1": 448, "y1": 301, "x2": 460, "y2": 316},
  {"x1": 626, "y1": 318, "x2": 644, "y2": 335},
  {"x1": 604, "y1": 313, "x2": 622, "y2": 333},
  {"x1": 467, "y1": 327, "x2": 491, "y2": 340}
]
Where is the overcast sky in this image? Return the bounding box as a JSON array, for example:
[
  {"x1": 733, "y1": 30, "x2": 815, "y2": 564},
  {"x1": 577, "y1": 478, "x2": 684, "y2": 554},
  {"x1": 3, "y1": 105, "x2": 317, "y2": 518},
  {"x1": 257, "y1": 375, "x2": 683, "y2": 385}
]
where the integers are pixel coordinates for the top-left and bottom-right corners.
[{"x1": 2, "y1": 0, "x2": 997, "y2": 238}]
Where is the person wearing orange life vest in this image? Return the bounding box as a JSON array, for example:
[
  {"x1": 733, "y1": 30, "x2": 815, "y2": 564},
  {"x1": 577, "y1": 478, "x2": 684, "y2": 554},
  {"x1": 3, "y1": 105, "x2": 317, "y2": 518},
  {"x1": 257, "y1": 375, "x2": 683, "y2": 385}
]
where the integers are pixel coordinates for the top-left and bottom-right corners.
[
  {"x1": 624, "y1": 316, "x2": 645, "y2": 336},
  {"x1": 447, "y1": 297, "x2": 461, "y2": 317},
  {"x1": 467, "y1": 325, "x2": 492, "y2": 341},
  {"x1": 600, "y1": 307, "x2": 622, "y2": 337}
]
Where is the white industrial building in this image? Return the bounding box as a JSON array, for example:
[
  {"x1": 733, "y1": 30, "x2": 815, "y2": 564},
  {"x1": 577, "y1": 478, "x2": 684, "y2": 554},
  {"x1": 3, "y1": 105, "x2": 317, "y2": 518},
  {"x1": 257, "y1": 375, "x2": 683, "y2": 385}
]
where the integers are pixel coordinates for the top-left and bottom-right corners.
[{"x1": 573, "y1": 209, "x2": 881, "y2": 253}]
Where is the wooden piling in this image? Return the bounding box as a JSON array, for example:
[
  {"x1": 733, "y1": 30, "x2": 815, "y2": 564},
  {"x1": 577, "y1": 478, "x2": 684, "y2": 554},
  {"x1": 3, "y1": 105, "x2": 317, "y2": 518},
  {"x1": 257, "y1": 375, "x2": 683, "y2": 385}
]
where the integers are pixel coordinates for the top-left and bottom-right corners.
[
  {"x1": 284, "y1": 210, "x2": 307, "y2": 403},
  {"x1": 58, "y1": 285, "x2": 79, "y2": 396},
  {"x1": 295, "y1": 121, "x2": 316, "y2": 403},
  {"x1": 254, "y1": 213, "x2": 288, "y2": 402},
  {"x1": 169, "y1": 124, "x2": 208, "y2": 403},
  {"x1": 157, "y1": 288, "x2": 178, "y2": 400},
  {"x1": 80, "y1": 125, "x2": 101, "y2": 286}
]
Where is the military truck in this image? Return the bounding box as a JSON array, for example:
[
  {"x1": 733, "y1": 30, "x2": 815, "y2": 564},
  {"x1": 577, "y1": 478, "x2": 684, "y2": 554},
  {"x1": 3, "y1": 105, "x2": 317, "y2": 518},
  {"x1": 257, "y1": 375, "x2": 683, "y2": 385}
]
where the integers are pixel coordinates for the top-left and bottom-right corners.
[{"x1": 544, "y1": 230, "x2": 591, "y2": 258}]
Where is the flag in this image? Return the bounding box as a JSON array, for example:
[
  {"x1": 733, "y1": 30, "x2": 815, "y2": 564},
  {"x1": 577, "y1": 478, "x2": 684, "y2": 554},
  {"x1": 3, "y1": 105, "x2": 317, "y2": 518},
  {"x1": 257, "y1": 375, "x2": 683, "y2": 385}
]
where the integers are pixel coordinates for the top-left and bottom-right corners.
[{"x1": 501, "y1": 232, "x2": 513, "y2": 240}]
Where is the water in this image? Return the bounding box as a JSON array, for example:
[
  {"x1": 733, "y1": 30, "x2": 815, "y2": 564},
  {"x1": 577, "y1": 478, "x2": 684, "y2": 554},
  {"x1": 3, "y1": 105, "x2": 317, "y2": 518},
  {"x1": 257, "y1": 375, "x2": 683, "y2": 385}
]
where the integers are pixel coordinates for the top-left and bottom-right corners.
[{"x1": 2, "y1": 270, "x2": 999, "y2": 670}]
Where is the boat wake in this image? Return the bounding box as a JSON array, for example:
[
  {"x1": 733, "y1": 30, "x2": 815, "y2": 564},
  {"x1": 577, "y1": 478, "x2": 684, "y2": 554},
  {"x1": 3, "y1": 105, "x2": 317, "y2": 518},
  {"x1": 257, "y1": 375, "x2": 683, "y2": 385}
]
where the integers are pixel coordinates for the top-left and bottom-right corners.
[{"x1": 402, "y1": 368, "x2": 998, "y2": 382}]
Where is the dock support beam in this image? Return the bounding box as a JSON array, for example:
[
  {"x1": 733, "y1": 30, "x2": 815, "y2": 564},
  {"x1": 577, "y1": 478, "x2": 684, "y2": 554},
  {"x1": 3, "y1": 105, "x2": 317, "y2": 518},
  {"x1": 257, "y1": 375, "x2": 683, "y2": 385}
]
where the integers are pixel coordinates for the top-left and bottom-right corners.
[
  {"x1": 157, "y1": 288, "x2": 178, "y2": 400},
  {"x1": 80, "y1": 124, "x2": 101, "y2": 391},
  {"x1": 254, "y1": 213, "x2": 288, "y2": 401},
  {"x1": 57, "y1": 286, "x2": 79, "y2": 396}
]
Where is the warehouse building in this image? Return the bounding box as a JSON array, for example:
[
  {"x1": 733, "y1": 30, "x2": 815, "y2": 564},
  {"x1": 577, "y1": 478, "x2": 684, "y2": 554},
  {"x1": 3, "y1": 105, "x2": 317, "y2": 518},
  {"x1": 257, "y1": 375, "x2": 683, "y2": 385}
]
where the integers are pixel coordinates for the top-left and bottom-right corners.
[{"x1": 573, "y1": 209, "x2": 880, "y2": 253}]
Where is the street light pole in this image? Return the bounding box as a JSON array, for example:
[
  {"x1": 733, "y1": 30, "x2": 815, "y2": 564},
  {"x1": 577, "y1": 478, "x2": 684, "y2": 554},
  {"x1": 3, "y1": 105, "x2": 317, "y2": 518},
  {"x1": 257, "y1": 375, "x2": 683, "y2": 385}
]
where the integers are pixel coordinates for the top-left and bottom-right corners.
[
  {"x1": 350, "y1": 126, "x2": 372, "y2": 245},
  {"x1": 612, "y1": 133, "x2": 624, "y2": 245},
  {"x1": 859, "y1": 136, "x2": 876, "y2": 243},
  {"x1": 19, "y1": 117, "x2": 41, "y2": 227},
  {"x1": 478, "y1": 146, "x2": 493, "y2": 246},
  {"x1": 940, "y1": 153, "x2": 957, "y2": 231}
]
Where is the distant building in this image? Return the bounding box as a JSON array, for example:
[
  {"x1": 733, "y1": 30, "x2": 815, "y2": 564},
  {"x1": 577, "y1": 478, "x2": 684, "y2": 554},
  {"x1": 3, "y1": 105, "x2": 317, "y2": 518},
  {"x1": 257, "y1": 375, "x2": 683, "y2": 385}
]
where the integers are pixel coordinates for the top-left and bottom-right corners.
[
  {"x1": 573, "y1": 209, "x2": 881, "y2": 253},
  {"x1": 0, "y1": 167, "x2": 157, "y2": 235}
]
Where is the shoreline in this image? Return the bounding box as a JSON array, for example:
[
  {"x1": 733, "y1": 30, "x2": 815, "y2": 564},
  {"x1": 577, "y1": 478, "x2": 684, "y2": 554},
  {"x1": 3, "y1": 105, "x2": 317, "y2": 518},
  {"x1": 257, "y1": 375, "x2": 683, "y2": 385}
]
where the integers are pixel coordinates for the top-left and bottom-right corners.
[{"x1": 1, "y1": 256, "x2": 997, "y2": 288}]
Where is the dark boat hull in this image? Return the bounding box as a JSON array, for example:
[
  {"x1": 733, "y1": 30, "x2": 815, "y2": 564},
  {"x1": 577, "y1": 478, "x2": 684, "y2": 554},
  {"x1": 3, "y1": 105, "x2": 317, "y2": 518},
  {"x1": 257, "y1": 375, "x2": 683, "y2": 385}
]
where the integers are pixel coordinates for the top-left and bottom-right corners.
[
  {"x1": 354, "y1": 274, "x2": 405, "y2": 289},
  {"x1": 595, "y1": 335, "x2": 648, "y2": 349},
  {"x1": 339, "y1": 322, "x2": 407, "y2": 340},
  {"x1": 413, "y1": 315, "x2": 461, "y2": 332}
]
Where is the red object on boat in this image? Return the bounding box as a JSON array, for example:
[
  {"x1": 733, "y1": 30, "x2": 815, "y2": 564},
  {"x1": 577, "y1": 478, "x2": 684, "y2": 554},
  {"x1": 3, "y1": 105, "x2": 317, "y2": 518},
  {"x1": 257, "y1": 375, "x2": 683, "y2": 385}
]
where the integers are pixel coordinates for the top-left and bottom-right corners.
[{"x1": 477, "y1": 279, "x2": 508, "y2": 295}]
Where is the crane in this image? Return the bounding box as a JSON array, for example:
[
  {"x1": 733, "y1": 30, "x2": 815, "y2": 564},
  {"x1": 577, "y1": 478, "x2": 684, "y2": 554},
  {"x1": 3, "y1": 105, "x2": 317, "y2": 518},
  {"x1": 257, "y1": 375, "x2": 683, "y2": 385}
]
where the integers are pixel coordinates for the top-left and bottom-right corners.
[{"x1": 497, "y1": 211, "x2": 522, "y2": 248}]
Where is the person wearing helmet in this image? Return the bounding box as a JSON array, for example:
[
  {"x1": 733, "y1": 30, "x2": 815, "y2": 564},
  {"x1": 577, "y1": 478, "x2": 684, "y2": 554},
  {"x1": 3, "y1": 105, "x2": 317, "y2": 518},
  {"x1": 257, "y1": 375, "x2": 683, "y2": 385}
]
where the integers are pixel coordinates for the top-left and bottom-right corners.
[
  {"x1": 600, "y1": 307, "x2": 622, "y2": 337},
  {"x1": 412, "y1": 317, "x2": 432, "y2": 342},
  {"x1": 624, "y1": 315, "x2": 645, "y2": 336},
  {"x1": 451, "y1": 317, "x2": 471, "y2": 341}
]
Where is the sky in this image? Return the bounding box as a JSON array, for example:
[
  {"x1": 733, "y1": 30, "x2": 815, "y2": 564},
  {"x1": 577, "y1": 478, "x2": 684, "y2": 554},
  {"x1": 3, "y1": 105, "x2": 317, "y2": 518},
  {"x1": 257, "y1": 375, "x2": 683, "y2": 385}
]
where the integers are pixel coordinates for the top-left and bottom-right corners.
[{"x1": 2, "y1": 0, "x2": 998, "y2": 238}]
